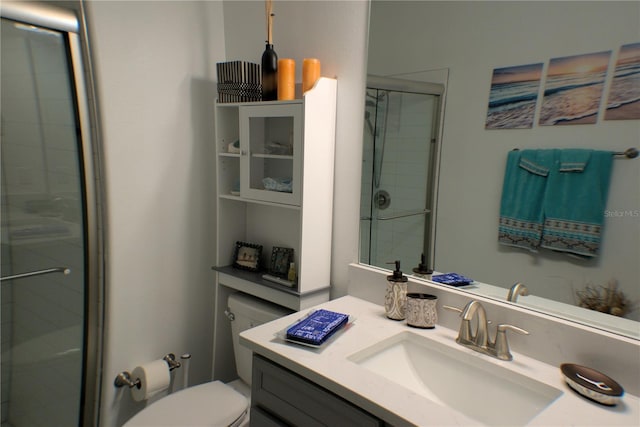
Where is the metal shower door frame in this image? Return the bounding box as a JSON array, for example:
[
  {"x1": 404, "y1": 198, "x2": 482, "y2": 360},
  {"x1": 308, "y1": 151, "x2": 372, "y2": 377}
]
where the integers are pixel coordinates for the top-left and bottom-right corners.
[{"x1": 1, "y1": 2, "x2": 104, "y2": 426}]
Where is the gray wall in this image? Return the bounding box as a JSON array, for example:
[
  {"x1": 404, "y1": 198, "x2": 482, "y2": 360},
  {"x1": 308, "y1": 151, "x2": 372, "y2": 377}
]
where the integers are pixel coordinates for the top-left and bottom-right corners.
[
  {"x1": 85, "y1": 2, "x2": 226, "y2": 425},
  {"x1": 86, "y1": 1, "x2": 368, "y2": 425}
]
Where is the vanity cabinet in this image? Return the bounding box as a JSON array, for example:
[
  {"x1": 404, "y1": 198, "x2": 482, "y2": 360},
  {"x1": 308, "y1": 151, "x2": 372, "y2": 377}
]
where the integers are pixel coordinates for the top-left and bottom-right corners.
[
  {"x1": 251, "y1": 354, "x2": 386, "y2": 427},
  {"x1": 212, "y1": 78, "x2": 337, "y2": 381}
]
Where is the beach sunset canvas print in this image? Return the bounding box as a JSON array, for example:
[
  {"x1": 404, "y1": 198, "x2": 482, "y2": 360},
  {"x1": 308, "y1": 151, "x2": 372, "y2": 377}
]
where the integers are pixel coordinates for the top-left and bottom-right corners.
[
  {"x1": 539, "y1": 51, "x2": 611, "y2": 125},
  {"x1": 605, "y1": 42, "x2": 640, "y2": 120},
  {"x1": 485, "y1": 63, "x2": 543, "y2": 129}
]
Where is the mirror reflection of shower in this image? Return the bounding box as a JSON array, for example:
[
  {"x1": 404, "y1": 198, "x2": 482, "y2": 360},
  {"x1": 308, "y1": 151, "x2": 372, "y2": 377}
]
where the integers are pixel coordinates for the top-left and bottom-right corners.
[{"x1": 360, "y1": 76, "x2": 444, "y2": 272}]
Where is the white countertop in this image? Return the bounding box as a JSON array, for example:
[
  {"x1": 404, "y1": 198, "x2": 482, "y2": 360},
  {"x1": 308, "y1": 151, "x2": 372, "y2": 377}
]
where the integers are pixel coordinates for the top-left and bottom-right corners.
[{"x1": 240, "y1": 295, "x2": 639, "y2": 426}]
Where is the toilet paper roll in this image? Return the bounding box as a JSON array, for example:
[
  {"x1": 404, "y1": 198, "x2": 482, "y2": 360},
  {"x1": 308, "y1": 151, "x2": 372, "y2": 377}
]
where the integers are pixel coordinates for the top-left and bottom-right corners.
[{"x1": 130, "y1": 360, "x2": 170, "y2": 402}]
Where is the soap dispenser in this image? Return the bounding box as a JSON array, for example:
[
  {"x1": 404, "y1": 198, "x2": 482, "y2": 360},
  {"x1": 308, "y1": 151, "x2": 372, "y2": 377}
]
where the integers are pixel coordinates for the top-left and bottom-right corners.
[
  {"x1": 412, "y1": 254, "x2": 434, "y2": 280},
  {"x1": 384, "y1": 260, "x2": 408, "y2": 320}
]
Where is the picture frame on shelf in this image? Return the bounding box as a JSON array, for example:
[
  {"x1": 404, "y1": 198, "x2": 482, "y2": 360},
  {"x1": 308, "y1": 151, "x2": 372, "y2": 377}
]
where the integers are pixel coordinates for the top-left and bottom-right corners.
[
  {"x1": 233, "y1": 241, "x2": 263, "y2": 272},
  {"x1": 269, "y1": 247, "x2": 294, "y2": 278}
]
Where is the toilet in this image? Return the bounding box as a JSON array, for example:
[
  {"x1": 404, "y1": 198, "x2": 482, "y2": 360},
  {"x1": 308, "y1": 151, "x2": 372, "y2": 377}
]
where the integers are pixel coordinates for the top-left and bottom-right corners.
[{"x1": 123, "y1": 292, "x2": 292, "y2": 426}]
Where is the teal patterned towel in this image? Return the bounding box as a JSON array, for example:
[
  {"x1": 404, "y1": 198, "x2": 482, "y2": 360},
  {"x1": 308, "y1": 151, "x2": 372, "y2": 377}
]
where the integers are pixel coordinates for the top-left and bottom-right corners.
[
  {"x1": 498, "y1": 149, "x2": 554, "y2": 251},
  {"x1": 499, "y1": 149, "x2": 614, "y2": 257},
  {"x1": 541, "y1": 149, "x2": 614, "y2": 257}
]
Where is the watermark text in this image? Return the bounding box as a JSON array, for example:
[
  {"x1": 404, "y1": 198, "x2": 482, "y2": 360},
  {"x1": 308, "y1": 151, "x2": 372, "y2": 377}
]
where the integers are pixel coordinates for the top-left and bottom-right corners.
[{"x1": 604, "y1": 210, "x2": 640, "y2": 218}]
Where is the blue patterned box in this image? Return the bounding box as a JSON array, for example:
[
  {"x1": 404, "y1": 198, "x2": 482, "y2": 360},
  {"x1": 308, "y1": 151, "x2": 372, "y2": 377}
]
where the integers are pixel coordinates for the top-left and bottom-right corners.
[
  {"x1": 286, "y1": 309, "x2": 349, "y2": 346},
  {"x1": 432, "y1": 273, "x2": 474, "y2": 287}
]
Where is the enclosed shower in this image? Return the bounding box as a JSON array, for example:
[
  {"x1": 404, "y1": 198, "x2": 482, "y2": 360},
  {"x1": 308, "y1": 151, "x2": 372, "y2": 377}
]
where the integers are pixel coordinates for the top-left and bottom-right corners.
[
  {"x1": 360, "y1": 76, "x2": 443, "y2": 272},
  {"x1": 1, "y1": 2, "x2": 102, "y2": 426}
]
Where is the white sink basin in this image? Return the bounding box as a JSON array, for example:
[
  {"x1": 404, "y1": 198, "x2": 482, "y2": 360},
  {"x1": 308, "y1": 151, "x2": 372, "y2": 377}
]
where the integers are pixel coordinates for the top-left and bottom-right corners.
[{"x1": 348, "y1": 331, "x2": 562, "y2": 426}]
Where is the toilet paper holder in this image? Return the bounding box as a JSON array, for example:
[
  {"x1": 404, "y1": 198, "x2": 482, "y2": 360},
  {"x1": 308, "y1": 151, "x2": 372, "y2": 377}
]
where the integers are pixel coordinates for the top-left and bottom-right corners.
[{"x1": 114, "y1": 353, "x2": 182, "y2": 388}]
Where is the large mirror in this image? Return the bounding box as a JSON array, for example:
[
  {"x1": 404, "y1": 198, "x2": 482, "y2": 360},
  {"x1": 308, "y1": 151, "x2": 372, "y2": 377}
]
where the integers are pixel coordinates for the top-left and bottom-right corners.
[{"x1": 361, "y1": 1, "x2": 640, "y2": 339}]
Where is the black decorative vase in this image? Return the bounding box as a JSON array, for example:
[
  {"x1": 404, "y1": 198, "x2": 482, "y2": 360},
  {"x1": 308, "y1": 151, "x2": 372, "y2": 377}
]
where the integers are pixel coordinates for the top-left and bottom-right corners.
[{"x1": 261, "y1": 43, "x2": 278, "y2": 101}]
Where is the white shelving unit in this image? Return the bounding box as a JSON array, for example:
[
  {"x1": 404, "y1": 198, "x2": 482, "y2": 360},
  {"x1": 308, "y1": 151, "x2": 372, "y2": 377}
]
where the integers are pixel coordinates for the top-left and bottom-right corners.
[{"x1": 212, "y1": 78, "x2": 337, "y2": 381}]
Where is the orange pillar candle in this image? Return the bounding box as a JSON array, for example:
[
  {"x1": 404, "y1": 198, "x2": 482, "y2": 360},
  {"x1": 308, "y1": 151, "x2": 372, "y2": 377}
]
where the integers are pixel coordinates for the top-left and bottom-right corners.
[
  {"x1": 277, "y1": 58, "x2": 295, "y2": 100},
  {"x1": 302, "y1": 58, "x2": 321, "y2": 93}
]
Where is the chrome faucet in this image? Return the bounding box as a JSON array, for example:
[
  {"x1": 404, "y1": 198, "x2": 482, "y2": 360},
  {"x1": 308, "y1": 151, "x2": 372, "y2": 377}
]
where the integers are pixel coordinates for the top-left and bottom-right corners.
[
  {"x1": 458, "y1": 300, "x2": 489, "y2": 348},
  {"x1": 445, "y1": 300, "x2": 529, "y2": 361},
  {"x1": 506, "y1": 282, "x2": 529, "y2": 302}
]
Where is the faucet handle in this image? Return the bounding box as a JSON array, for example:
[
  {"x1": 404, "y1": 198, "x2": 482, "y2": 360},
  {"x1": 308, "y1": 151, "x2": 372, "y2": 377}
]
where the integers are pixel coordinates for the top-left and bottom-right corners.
[
  {"x1": 443, "y1": 305, "x2": 462, "y2": 315},
  {"x1": 494, "y1": 324, "x2": 529, "y2": 361},
  {"x1": 497, "y1": 324, "x2": 529, "y2": 335}
]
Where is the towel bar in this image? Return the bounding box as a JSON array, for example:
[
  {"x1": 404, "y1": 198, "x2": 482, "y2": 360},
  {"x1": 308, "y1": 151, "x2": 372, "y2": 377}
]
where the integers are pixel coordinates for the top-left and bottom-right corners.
[
  {"x1": 512, "y1": 147, "x2": 637, "y2": 159},
  {"x1": 377, "y1": 209, "x2": 431, "y2": 221},
  {"x1": 361, "y1": 209, "x2": 430, "y2": 221},
  {"x1": 0, "y1": 267, "x2": 70, "y2": 282},
  {"x1": 616, "y1": 148, "x2": 638, "y2": 159}
]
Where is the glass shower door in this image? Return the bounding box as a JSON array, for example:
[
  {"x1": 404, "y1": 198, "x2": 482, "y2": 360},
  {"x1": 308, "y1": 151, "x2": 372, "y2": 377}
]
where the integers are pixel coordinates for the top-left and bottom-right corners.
[
  {"x1": 360, "y1": 86, "x2": 440, "y2": 271},
  {"x1": 1, "y1": 17, "x2": 87, "y2": 427}
]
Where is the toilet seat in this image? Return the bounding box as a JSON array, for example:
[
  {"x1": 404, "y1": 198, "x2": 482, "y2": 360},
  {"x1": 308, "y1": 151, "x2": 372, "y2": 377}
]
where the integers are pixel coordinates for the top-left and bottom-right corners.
[{"x1": 123, "y1": 381, "x2": 248, "y2": 426}]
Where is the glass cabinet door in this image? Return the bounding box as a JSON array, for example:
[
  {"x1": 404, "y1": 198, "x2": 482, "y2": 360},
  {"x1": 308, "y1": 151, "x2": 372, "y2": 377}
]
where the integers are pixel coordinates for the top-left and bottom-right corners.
[{"x1": 239, "y1": 104, "x2": 302, "y2": 206}]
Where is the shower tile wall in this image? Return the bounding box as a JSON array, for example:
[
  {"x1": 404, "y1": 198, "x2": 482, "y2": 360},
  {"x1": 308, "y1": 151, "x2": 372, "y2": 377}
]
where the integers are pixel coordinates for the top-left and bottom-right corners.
[
  {"x1": 372, "y1": 94, "x2": 434, "y2": 270},
  {"x1": 1, "y1": 20, "x2": 84, "y2": 426}
]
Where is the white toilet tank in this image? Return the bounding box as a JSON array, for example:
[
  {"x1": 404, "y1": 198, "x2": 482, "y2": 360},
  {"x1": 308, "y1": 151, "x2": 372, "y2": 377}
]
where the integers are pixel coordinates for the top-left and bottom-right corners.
[{"x1": 228, "y1": 292, "x2": 292, "y2": 384}]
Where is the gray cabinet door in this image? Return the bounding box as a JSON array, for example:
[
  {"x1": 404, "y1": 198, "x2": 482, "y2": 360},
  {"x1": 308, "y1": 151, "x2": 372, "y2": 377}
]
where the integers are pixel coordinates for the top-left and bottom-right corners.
[{"x1": 251, "y1": 354, "x2": 384, "y2": 426}]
